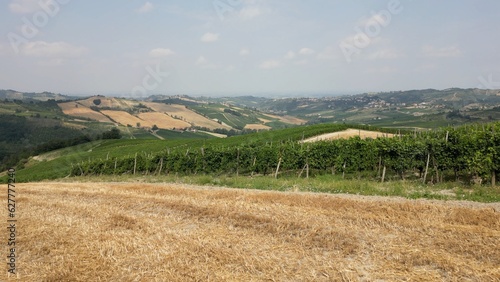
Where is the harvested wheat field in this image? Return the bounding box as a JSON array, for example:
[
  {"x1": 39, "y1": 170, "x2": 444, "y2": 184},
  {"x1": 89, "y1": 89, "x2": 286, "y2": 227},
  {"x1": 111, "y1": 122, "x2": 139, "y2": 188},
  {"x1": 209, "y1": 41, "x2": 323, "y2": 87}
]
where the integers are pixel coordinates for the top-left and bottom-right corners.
[
  {"x1": 101, "y1": 110, "x2": 153, "y2": 128},
  {"x1": 58, "y1": 102, "x2": 113, "y2": 123},
  {"x1": 144, "y1": 102, "x2": 231, "y2": 130},
  {"x1": 78, "y1": 96, "x2": 137, "y2": 110},
  {"x1": 244, "y1": 124, "x2": 272, "y2": 130},
  {"x1": 6, "y1": 182, "x2": 499, "y2": 281},
  {"x1": 137, "y1": 112, "x2": 191, "y2": 130},
  {"x1": 303, "y1": 129, "x2": 396, "y2": 142}
]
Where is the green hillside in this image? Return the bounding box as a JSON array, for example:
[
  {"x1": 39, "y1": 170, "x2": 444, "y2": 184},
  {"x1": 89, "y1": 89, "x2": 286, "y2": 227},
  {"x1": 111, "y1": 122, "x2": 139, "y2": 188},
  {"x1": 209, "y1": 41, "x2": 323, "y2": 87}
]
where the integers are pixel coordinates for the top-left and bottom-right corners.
[{"x1": 2, "y1": 123, "x2": 395, "y2": 183}]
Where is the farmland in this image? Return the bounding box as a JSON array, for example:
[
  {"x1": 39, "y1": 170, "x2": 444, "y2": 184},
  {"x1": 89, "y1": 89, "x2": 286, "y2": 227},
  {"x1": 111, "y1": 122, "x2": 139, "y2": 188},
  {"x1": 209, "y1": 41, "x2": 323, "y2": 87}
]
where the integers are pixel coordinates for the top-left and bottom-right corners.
[
  {"x1": 9, "y1": 182, "x2": 499, "y2": 281},
  {"x1": 137, "y1": 112, "x2": 191, "y2": 129},
  {"x1": 58, "y1": 101, "x2": 113, "y2": 123},
  {"x1": 101, "y1": 110, "x2": 152, "y2": 128},
  {"x1": 302, "y1": 129, "x2": 395, "y2": 142},
  {"x1": 144, "y1": 102, "x2": 231, "y2": 130}
]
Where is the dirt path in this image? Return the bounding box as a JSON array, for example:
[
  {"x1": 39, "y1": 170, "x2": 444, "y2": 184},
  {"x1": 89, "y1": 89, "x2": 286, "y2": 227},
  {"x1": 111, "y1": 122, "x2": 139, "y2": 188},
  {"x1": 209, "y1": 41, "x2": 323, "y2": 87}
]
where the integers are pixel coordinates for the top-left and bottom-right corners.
[{"x1": 6, "y1": 182, "x2": 500, "y2": 281}]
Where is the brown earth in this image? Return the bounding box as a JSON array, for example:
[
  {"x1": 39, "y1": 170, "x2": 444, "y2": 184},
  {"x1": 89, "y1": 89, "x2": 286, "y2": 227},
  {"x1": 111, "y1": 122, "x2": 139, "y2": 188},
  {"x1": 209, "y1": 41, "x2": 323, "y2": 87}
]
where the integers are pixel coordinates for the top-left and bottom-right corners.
[{"x1": 7, "y1": 182, "x2": 499, "y2": 281}]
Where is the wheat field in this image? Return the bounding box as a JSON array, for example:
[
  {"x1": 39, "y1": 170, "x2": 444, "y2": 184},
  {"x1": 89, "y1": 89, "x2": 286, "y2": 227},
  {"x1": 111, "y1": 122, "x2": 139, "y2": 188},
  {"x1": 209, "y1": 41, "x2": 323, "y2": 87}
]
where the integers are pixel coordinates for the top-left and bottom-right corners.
[{"x1": 5, "y1": 182, "x2": 499, "y2": 281}]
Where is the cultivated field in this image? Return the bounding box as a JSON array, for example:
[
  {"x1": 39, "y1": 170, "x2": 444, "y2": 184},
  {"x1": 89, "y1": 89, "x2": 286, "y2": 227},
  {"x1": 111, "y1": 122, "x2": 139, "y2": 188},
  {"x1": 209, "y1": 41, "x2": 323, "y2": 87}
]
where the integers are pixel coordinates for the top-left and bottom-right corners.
[
  {"x1": 8, "y1": 182, "x2": 499, "y2": 281},
  {"x1": 101, "y1": 110, "x2": 153, "y2": 128},
  {"x1": 137, "y1": 112, "x2": 191, "y2": 130},
  {"x1": 303, "y1": 128, "x2": 395, "y2": 142},
  {"x1": 144, "y1": 102, "x2": 231, "y2": 130},
  {"x1": 244, "y1": 123, "x2": 271, "y2": 130},
  {"x1": 263, "y1": 113, "x2": 306, "y2": 125},
  {"x1": 58, "y1": 102, "x2": 113, "y2": 123},
  {"x1": 77, "y1": 96, "x2": 137, "y2": 110}
]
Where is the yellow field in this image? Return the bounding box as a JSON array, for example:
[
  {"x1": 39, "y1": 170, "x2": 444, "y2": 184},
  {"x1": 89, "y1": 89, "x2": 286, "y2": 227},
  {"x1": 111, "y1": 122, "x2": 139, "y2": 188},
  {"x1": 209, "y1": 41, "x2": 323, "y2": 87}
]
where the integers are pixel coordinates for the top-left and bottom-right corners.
[
  {"x1": 137, "y1": 112, "x2": 191, "y2": 130},
  {"x1": 8, "y1": 182, "x2": 499, "y2": 281},
  {"x1": 58, "y1": 102, "x2": 113, "y2": 123},
  {"x1": 101, "y1": 110, "x2": 152, "y2": 128},
  {"x1": 77, "y1": 96, "x2": 137, "y2": 110},
  {"x1": 244, "y1": 124, "x2": 272, "y2": 130},
  {"x1": 303, "y1": 129, "x2": 396, "y2": 142},
  {"x1": 144, "y1": 102, "x2": 231, "y2": 130}
]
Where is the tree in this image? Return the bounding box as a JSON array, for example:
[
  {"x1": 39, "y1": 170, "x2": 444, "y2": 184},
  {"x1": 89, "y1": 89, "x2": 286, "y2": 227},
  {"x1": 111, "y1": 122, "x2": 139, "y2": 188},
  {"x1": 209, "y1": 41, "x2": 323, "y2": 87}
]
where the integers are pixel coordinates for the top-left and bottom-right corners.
[
  {"x1": 102, "y1": 128, "x2": 121, "y2": 140},
  {"x1": 93, "y1": 99, "x2": 102, "y2": 106},
  {"x1": 152, "y1": 124, "x2": 159, "y2": 131}
]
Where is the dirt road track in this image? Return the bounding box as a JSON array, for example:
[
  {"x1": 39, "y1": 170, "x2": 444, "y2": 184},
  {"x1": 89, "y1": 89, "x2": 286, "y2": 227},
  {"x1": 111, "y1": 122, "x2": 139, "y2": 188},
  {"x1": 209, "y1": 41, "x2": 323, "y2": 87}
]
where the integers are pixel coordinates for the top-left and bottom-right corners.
[{"x1": 6, "y1": 182, "x2": 500, "y2": 281}]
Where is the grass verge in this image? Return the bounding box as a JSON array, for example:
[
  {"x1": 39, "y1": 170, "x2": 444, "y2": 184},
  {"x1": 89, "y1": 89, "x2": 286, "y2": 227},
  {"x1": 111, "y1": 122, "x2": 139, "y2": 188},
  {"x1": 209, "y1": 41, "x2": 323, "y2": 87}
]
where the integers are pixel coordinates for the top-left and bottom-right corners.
[{"x1": 57, "y1": 174, "x2": 500, "y2": 203}]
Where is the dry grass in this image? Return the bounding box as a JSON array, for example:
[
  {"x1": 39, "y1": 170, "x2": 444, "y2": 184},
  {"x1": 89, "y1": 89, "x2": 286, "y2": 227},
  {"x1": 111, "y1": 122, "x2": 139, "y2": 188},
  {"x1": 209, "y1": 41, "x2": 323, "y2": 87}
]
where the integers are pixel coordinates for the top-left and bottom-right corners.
[
  {"x1": 244, "y1": 124, "x2": 271, "y2": 130},
  {"x1": 137, "y1": 112, "x2": 191, "y2": 130},
  {"x1": 58, "y1": 102, "x2": 113, "y2": 123},
  {"x1": 77, "y1": 96, "x2": 137, "y2": 110},
  {"x1": 6, "y1": 182, "x2": 499, "y2": 281},
  {"x1": 303, "y1": 128, "x2": 396, "y2": 142},
  {"x1": 144, "y1": 102, "x2": 231, "y2": 130}
]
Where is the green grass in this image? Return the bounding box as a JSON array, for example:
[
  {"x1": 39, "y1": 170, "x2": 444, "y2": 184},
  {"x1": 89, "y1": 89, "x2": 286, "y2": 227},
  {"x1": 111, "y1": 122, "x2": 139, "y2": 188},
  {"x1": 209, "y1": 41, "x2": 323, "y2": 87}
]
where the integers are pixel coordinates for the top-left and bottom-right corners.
[
  {"x1": 55, "y1": 174, "x2": 500, "y2": 203},
  {"x1": 155, "y1": 129, "x2": 214, "y2": 140}
]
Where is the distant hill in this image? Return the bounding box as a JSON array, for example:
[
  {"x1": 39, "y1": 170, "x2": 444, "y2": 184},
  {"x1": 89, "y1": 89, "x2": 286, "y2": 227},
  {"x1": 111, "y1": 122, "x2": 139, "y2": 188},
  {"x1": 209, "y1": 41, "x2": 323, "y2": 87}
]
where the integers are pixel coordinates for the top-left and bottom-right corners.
[
  {"x1": 204, "y1": 88, "x2": 500, "y2": 128},
  {"x1": 0, "y1": 89, "x2": 76, "y2": 101},
  {"x1": 2, "y1": 88, "x2": 500, "y2": 134}
]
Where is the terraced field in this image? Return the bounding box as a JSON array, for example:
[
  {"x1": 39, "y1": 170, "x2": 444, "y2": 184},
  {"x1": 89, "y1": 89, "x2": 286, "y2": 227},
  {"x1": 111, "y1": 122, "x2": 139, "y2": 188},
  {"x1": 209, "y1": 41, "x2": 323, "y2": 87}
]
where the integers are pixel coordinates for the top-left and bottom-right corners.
[{"x1": 9, "y1": 182, "x2": 500, "y2": 281}]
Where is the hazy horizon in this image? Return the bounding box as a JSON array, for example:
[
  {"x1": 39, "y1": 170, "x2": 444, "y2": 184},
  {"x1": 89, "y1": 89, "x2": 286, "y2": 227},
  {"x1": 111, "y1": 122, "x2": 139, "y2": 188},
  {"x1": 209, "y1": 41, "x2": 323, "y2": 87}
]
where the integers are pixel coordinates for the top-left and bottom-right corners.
[{"x1": 1, "y1": 0, "x2": 499, "y2": 97}]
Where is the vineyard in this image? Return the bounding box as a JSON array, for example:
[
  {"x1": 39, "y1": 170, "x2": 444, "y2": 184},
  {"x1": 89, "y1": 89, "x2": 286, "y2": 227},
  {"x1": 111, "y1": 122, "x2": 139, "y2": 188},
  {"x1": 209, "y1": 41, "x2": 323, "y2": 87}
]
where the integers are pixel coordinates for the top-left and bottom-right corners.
[{"x1": 72, "y1": 122, "x2": 500, "y2": 186}]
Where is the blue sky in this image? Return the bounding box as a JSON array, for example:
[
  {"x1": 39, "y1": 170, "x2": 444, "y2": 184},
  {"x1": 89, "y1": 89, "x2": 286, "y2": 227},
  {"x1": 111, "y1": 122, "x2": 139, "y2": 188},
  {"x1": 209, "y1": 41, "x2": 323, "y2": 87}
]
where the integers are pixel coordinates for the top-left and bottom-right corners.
[{"x1": 1, "y1": 0, "x2": 499, "y2": 97}]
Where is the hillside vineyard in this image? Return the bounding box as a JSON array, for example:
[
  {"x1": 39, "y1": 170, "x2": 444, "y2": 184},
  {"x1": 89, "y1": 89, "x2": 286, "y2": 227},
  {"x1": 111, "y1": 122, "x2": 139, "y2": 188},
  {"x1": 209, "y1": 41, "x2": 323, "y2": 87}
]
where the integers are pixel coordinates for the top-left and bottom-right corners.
[{"x1": 73, "y1": 122, "x2": 500, "y2": 185}]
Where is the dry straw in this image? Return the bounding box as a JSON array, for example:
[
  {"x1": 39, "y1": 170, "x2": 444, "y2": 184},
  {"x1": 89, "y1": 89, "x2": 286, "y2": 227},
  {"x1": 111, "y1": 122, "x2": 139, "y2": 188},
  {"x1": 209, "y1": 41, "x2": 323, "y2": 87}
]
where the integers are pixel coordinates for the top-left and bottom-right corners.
[{"x1": 6, "y1": 182, "x2": 500, "y2": 281}]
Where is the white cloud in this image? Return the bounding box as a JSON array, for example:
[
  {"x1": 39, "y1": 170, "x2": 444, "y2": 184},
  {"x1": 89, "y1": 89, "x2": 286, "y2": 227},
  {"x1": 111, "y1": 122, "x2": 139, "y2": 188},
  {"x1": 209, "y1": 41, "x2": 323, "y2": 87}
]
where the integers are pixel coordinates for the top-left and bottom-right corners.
[
  {"x1": 260, "y1": 60, "x2": 280, "y2": 69},
  {"x1": 21, "y1": 41, "x2": 87, "y2": 57},
  {"x1": 137, "y1": 2, "x2": 153, "y2": 13},
  {"x1": 196, "y1": 56, "x2": 208, "y2": 65},
  {"x1": 239, "y1": 48, "x2": 250, "y2": 56},
  {"x1": 201, "y1": 32, "x2": 219, "y2": 43},
  {"x1": 368, "y1": 49, "x2": 404, "y2": 60},
  {"x1": 299, "y1": 48, "x2": 315, "y2": 56},
  {"x1": 284, "y1": 51, "x2": 295, "y2": 60},
  {"x1": 422, "y1": 45, "x2": 462, "y2": 58},
  {"x1": 149, "y1": 48, "x2": 175, "y2": 58},
  {"x1": 9, "y1": 0, "x2": 40, "y2": 14}
]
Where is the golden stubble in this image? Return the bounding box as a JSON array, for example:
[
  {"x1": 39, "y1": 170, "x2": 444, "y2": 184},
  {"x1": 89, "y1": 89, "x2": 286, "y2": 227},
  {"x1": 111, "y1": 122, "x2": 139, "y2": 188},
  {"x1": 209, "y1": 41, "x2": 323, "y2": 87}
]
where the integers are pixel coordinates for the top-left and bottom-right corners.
[{"x1": 5, "y1": 182, "x2": 499, "y2": 281}]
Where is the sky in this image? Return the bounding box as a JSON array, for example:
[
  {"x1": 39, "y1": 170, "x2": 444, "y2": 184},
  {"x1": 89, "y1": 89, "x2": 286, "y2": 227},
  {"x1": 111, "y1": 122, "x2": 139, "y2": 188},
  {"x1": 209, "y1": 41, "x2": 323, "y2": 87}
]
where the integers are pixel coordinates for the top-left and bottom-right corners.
[{"x1": 1, "y1": 0, "x2": 500, "y2": 98}]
